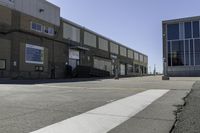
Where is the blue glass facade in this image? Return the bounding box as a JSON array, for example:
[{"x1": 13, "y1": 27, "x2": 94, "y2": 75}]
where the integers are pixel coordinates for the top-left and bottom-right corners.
[
  {"x1": 167, "y1": 24, "x2": 179, "y2": 40},
  {"x1": 184, "y1": 22, "x2": 192, "y2": 39},
  {"x1": 193, "y1": 21, "x2": 199, "y2": 38},
  {"x1": 167, "y1": 21, "x2": 200, "y2": 67}
]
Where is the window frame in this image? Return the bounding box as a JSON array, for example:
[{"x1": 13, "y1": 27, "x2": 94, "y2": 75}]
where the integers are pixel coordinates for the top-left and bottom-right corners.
[
  {"x1": 0, "y1": 59, "x2": 6, "y2": 70},
  {"x1": 30, "y1": 22, "x2": 43, "y2": 33},
  {"x1": 167, "y1": 23, "x2": 180, "y2": 40},
  {"x1": 43, "y1": 26, "x2": 54, "y2": 36}
]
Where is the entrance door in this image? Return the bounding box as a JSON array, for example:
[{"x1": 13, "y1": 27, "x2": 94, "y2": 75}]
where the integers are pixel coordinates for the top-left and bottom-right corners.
[
  {"x1": 69, "y1": 59, "x2": 79, "y2": 70},
  {"x1": 93, "y1": 57, "x2": 112, "y2": 74},
  {"x1": 69, "y1": 49, "x2": 80, "y2": 70},
  {"x1": 120, "y1": 64, "x2": 126, "y2": 76}
]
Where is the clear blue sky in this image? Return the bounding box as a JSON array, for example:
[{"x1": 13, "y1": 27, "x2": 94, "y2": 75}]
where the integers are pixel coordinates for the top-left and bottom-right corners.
[{"x1": 48, "y1": 0, "x2": 200, "y2": 73}]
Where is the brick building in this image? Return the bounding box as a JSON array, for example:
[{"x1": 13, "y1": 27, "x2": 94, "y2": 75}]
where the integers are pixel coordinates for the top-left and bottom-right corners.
[{"x1": 0, "y1": 0, "x2": 148, "y2": 79}]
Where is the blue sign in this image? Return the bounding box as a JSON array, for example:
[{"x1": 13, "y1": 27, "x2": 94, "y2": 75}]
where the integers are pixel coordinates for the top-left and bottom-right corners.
[{"x1": 25, "y1": 44, "x2": 44, "y2": 64}]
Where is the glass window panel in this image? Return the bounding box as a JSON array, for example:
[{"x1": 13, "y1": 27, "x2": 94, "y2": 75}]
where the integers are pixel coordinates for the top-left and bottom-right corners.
[
  {"x1": 172, "y1": 40, "x2": 184, "y2": 66},
  {"x1": 168, "y1": 41, "x2": 172, "y2": 66},
  {"x1": 179, "y1": 23, "x2": 184, "y2": 39},
  {"x1": 32, "y1": 23, "x2": 37, "y2": 30},
  {"x1": 190, "y1": 40, "x2": 194, "y2": 66},
  {"x1": 195, "y1": 39, "x2": 200, "y2": 65},
  {"x1": 36, "y1": 24, "x2": 42, "y2": 31},
  {"x1": 193, "y1": 21, "x2": 199, "y2": 38},
  {"x1": 185, "y1": 40, "x2": 189, "y2": 66},
  {"x1": 185, "y1": 22, "x2": 192, "y2": 39},
  {"x1": 167, "y1": 24, "x2": 179, "y2": 40}
]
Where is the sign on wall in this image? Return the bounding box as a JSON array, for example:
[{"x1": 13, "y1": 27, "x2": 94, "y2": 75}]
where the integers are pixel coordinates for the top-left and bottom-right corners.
[
  {"x1": 25, "y1": 44, "x2": 44, "y2": 64},
  {"x1": 69, "y1": 49, "x2": 79, "y2": 59},
  {"x1": 0, "y1": 60, "x2": 6, "y2": 70}
]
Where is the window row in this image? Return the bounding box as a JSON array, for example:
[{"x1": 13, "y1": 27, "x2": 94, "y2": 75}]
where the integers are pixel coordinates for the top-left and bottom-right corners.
[
  {"x1": 167, "y1": 20, "x2": 200, "y2": 40},
  {"x1": 31, "y1": 22, "x2": 54, "y2": 36},
  {"x1": 62, "y1": 23, "x2": 146, "y2": 62},
  {"x1": 168, "y1": 39, "x2": 200, "y2": 66}
]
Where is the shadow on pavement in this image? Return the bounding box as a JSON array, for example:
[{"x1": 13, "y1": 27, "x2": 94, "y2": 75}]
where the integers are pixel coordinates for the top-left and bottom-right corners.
[{"x1": 0, "y1": 78, "x2": 109, "y2": 85}]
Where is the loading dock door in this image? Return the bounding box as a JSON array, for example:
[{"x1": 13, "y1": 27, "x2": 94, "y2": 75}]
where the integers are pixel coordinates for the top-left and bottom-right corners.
[
  {"x1": 93, "y1": 57, "x2": 112, "y2": 74},
  {"x1": 120, "y1": 64, "x2": 126, "y2": 76},
  {"x1": 69, "y1": 49, "x2": 79, "y2": 70}
]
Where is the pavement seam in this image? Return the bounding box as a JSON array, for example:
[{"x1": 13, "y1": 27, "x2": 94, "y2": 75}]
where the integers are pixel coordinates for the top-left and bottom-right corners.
[
  {"x1": 85, "y1": 112, "x2": 129, "y2": 118},
  {"x1": 133, "y1": 116, "x2": 174, "y2": 122}
]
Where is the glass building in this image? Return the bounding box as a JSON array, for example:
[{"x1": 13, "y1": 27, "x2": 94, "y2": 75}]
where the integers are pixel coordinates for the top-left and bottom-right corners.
[{"x1": 163, "y1": 16, "x2": 200, "y2": 76}]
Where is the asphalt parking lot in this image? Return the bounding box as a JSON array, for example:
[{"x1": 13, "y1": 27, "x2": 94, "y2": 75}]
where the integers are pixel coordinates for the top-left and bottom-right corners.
[{"x1": 0, "y1": 76, "x2": 198, "y2": 133}]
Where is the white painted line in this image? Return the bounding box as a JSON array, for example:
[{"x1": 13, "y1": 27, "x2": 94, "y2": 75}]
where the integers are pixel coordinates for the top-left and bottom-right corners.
[{"x1": 31, "y1": 89, "x2": 169, "y2": 133}]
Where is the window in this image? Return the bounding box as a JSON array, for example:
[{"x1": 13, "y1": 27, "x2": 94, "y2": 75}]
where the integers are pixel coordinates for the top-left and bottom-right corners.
[
  {"x1": 44, "y1": 26, "x2": 54, "y2": 36},
  {"x1": 172, "y1": 40, "x2": 184, "y2": 66},
  {"x1": 185, "y1": 40, "x2": 191, "y2": 66},
  {"x1": 190, "y1": 39, "x2": 194, "y2": 66},
  {"x1": 144, "y1": 56, "x2": 148, "y2": 64},
  {"x1": 31, "y1": 22, "x2": 55, "y2": 36},
  {"x1": 195, "y1": 39, "x2": 200, "y2": 65},
  {"x1": 120, "y1": 46, "x2": 127, "y2": 57},
  {"x1": 135, "y1": 64, "x2": 139, "y2": 73},
  {"x1": 167, "y1": 24, "x2": 179, "y2": 40},
  {"x1": 0, "y1": 59, "x2": 6, "y2": 70},
  {"x1": 127, "y1": 64, "x2": 133, "y2": 74},
  {"x1": 193, "y1": 21, "x2": 199, "y2": 38},
  {"x1": 185, "y1": 40, "x2": 190, "y2": 66},
  {"x1": 139, "y1": 54, "x2": 143, "y2": 62},
  {"x1": 110, "y1": 42, "x2": 119, "y2": 54},
  {"x1": 31, "y1": 22, "x2": 43, "y2": 32},
  {"x1": 185, "y1": 22, "x2": 192, "y2": 39},
  {"x1": 168, "y1": 41, "x2": 172, "y2": 66},
  {"x1": 134, "y1": 52, "x2": 139, "y2": 61}
]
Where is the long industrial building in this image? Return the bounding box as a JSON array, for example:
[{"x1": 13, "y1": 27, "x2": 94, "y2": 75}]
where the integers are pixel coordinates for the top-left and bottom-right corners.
[
  {"x1": 0, "y1": 0, "x2": 148, "y2": 79},
  {"x1": 163, "y1": 16, "x2": 200, "y2": 76}
]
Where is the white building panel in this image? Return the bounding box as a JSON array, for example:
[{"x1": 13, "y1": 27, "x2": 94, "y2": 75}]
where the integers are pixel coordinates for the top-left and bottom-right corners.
[
  {"x1": 120, "y1": 46, "x2": 127, "y2": 57},
  {"x1": 139, "y1": 54, "x2": 144, "y2": 62},
  {"x1": 63, "y1": 23, "x2": 80, "y2": 43},
  {"x1": 134, "y1": 52, "x2": 139, "y2": 61},
  {"x1": 120, "y1": 64, "x2": 126, "y2": 76},
  {"x1": 69, "y1": 49, "x2": 79, "y2": 60},
  {"x1": 128, "y1": 49, "x2": 133, "y2": 59},
  {"x1": 144, "y1": 56, "x2": 148, "y2": 64},
  {"x1": 99, "y1": 38, "x2": 108, "y2": 51},
  {"x1": 94, "y1": 57, "x2": 112, "y2": 74},
  {"x1": 0, "y1": 0, "x2": 60, "y2": 26},
  {"x1": 110, "y1": 42, "x2": 119, "y2": 54},
  {"x1": 84, "y1": 31, "x2": 97, "y2": 48}
]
